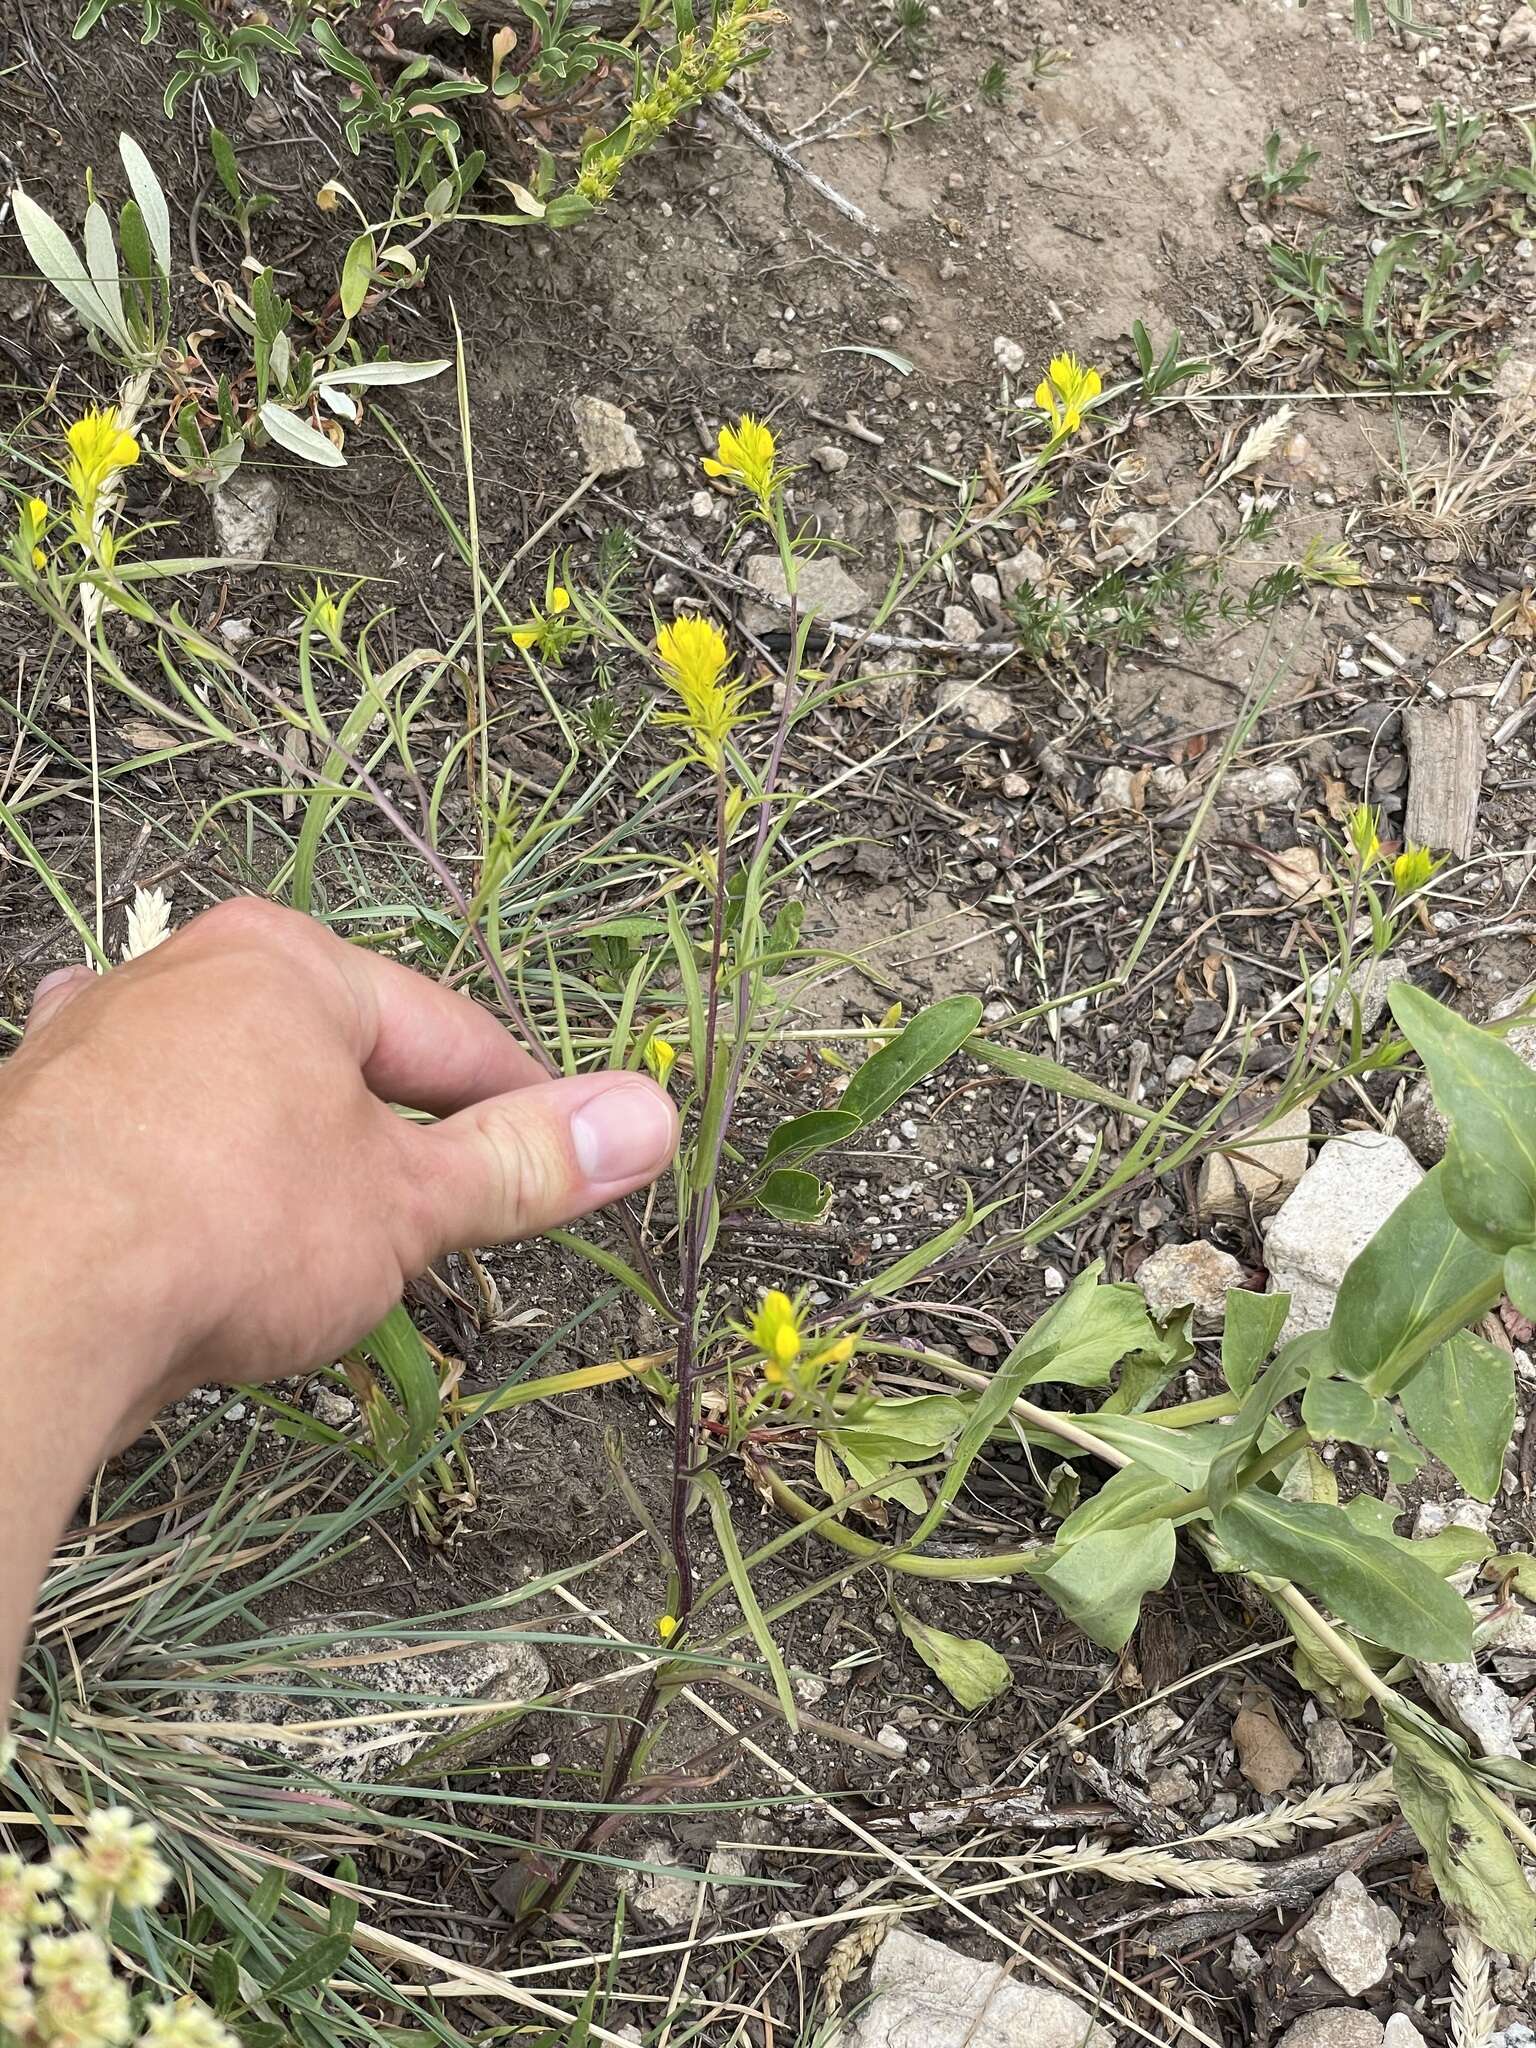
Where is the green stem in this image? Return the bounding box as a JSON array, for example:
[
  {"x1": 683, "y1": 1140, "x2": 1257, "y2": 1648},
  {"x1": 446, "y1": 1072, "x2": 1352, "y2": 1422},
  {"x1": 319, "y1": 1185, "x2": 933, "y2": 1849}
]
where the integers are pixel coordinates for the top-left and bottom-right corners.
[
  {"x1": 761, "y1": 1467, "x2": 1047, "y2": 1579},
  {"x1": 1161, "y1": 1423, "x2": 1310, "y2": 1524}
]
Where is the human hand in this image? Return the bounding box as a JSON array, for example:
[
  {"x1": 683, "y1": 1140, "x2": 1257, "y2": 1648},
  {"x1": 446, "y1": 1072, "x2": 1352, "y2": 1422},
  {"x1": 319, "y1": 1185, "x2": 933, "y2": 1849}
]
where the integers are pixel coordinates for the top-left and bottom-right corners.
[{"x1": 1, "y1": 897, "x2": 677, "y2": 1447}]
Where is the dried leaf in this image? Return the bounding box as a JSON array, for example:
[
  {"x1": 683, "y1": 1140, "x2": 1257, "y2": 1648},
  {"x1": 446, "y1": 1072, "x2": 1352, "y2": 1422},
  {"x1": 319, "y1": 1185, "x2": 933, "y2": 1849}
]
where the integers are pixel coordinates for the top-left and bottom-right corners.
[
  {"x1": 1233, "y1": 1701, "x2": 1304, "y2": 1795},
  {"x1": 1258, "y1": 844, "x2": 1330, "y2": 906}
]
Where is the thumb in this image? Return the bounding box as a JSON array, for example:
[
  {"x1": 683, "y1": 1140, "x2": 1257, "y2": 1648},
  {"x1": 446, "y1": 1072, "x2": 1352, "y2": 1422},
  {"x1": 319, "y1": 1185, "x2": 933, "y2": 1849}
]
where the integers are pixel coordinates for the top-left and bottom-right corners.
[
  {"x1": 408, "y1": 1070, "x2": 678, "y2": 1257},
  {"x1": 25, "y1": 964, "x2": 99, "y2": 1038}
]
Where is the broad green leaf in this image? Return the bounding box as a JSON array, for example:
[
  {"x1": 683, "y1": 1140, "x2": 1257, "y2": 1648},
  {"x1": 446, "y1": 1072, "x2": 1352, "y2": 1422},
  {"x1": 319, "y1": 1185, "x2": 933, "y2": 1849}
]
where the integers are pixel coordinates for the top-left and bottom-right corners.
[
  {"x1": 835, "y1": 1395, "x2": 969, "y2": 1462},
  {"x1": 1330, "y1": 1166, "x2": 1502, "y2": 1392},
  {"x1": 1391, "y1": 983, "x2": 1536, "y2": 1252},
  {"x1": 1058, "y1": 1464, "x2": 1187, "y2": 1542},
  {"x1": 1030, "y1": 1520, "x2": 1176, "y2": 1651},
  {"x1": 1015, "y1": 1267, "x2": 1161, "y2": 1392},
  {"x1": 1075, "y1": 1415, "x2": 1226, "y2": 1492},
  {"x1": 1222, "y1": 1288, "x2": 1290, "y2": 1396},
  {"x1": 1301, "y1": 1375, "x2": 1392, "y2": 1446},
  {"x1": 1280, "y1": 1447, "x2": 1339, "y2": 1505},
  {"x1": 1498, "y1": 1553, "x2": 1536, "y2": 1598},
  {"x1": 312, "y1": 358, "x2": 451, "y2": 388},
  {"x1": 254, "y1": 1934, "x2": 355, "y2": 2004},
  {"x1": 838, "y1": 996, "x2": 982, "y2": 1129},
  {"x1": 1341, "y1": 1496, "x2": 1493, "y2": 1577},
  {"x1": 1361, "y1": 231, "x2": 1422, "y2": 338},
  {"x1": 258, "y1": 401, "x2": 347, "y2": 468},
  {"x1": 895, "y1": 1604, "x2": 1012, "y2": 1710},
  {"x1": 340, "y1": 231, "x2": 376, "y2": 319},
  {"x1": 760, "y1": 1109, "x2": 860, "y2": 1175},
  {"x1": 1506, "y1": 1244, "x2": 1536, "y2": 1319},
  {"x1": 837, "y1": 1442, "x2": 926, "y2": 1515},
  {"x1": 1215, "y1": 1494, "x2": 1473, "y2": 1662},
  {"x1": 1388, "y1": 1709, "x2": 1536, "y2": 1959},
  {"x1": 1400, "y1": 1332, "x2": 1514, "y2": 1501},
  {"x1": 1207, "y1": 1339, "x2": 1320, "y2": 1514},
  {"x1": 758, "y1": 1168, "x2": 831, "y2": 1223},
  {"x1": 118, "y1": 132, "x2": 172, "y2": 279}
]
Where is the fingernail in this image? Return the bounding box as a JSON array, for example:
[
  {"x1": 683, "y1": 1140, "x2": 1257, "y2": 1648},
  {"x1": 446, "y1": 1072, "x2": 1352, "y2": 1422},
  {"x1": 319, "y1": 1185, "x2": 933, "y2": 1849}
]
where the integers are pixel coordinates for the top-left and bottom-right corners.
[{"x1": 571, "y1": 1079, "x2": 676, "y2": 1184}]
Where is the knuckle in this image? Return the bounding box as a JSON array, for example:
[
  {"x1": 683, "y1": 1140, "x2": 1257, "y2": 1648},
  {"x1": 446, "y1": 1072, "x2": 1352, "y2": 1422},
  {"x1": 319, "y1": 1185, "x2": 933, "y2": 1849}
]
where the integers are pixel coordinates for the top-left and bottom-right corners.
[
  {"x1": 195, "y1": 895, "x2": 292, "y2": 947},
  {"x1": 470, "y1": 1098, "x2": 567, "y2": 1238}
]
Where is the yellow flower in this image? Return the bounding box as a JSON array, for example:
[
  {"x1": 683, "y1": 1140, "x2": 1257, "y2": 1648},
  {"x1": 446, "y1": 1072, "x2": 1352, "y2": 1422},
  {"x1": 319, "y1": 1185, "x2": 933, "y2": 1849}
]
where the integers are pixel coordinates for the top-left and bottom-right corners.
[
  {"x1": 0, "y1": 1851, "x2": 62, "y2": 1933},
  {"x1": 510, "y1": 585, "x2": 577, "y2": 659},
  {"x1": 16, "y1": 494, "x2": 49, "y2": 571},
  {"x1": 139, "y1": 1998, "x2": 241, "y2": 2048},
  {"x1": 1033, "y1": 353, "x2": 1103, "y2": 437},
  {"x1": 65, "y1": 410, "x2": 139, "y2": 540},
  {"x1": 1392, "y1": 843, "x2": 1443, "y2": 896},
  {"x1": 654, "y1": 613, "x2": 749, "y2": 769},
  {"x1": 643, "y1": 1037, "x2": 677, "y2": 1088},
  {"x1": 51, "y1": 1806, "x2": 170, "y2": 1923},
  {"x1": 29, "y1": 1930, "x2": 131, "y2": 2048},
  {"x1": 657, "y1": 1614, "x2": 679, "y2": 1641},
  {"x1": 749, "y1": 1289, "x2": 804, "y2": 1372},
  {"x1": 1346, "y1": 803, "x2": 1383, "y2": 870},
  {"x1": 819, "y1": 1335, "x2": 856, "y2": 1367},
  {"x1": 702, "y1": 413, "x2": 782, "y2": 512}
]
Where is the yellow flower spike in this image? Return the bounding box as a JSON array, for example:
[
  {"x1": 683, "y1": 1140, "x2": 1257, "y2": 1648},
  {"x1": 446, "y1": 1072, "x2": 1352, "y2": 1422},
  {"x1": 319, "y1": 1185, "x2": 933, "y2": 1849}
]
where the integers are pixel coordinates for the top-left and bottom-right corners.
[
  {"x1": 1346, "y1": 803, "x2": 1384, "y2": 870},
  {"x1": 702, "y1": 412, "x2": 781, "y2": 512},
  {"x1": 653, "y1": 612, "x2": 750, "y2": 770},
  {"x1": 657, "y1": 1614, "x2": 679, "y2": 1641},
  {"x1": 64, "y1": 408, "x2": 139, "y2": 545},
  {"x1": 1392, "y1": 843, "x2": 1443, "y2": 897},
  {"x1": 644, "y1": 1037, "x2": 677, "y2": 1088},
  {"x1": 747, "y1": 1289, "x2": 805, "y2": 1373},
  {"x1": 1033, "y1": 352, "x2": 1103, "y2": 438}
]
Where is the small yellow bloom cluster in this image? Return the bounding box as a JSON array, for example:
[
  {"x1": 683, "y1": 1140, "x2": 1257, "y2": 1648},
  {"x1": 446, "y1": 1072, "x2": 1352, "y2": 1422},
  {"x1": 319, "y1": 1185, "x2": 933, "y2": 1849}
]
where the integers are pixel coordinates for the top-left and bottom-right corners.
[
  {"x1": 1392, "y1": 843, "x2": 1443, "y2": 896},
  {"x1": 510, "y1": 584, "x2": 574, "y2": 656},
  {"x1": 1346, "y1": 802, "x2": 1383, "y2": 870},
  {"x1": 0, "y1": 1804, "x2": 236, "y2": 2048},
  {"x1": 12, "y1": 496, "x2": 50, "y2": 574},
  {"x1": 1033, "y1": 353, "x2": 1102, "y2": 439},
  {"x1": 738, "y1": 1289, "x2": 856, "y2": 1388},
  {"x1": 653, "y1": 613, "x2": 751, "y2": 771},
  {"x1": 656, "y1": 1614, "x2": 679, "y2": 1641},
  {"x1": 702, "y1": 413, "x2": 785, "y2": 518},
  {"x1": 64, "y1": 411, "x2": 139, "y2": 551},
  {"x1": 643, "y1": 1036, "x2": 678, "y2": 1089}
]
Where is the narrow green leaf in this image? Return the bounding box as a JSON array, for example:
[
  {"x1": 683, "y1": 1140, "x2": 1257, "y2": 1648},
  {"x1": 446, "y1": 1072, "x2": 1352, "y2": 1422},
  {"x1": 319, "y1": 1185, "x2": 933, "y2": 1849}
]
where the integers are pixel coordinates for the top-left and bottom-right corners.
[
  {"x1": 312, "y1": 358, "x2": 451, "y2": 388},
  {"x1": 1030, "y1": 1520, "x2": 1176, "y2": 1651},
  {"x1": 757, "y1": 1168, "x2": 831, "y2": 1223},
  {"x1": 1216, "y1": 1494, "x2": 1473, "y2": 1662},
  {"x1": 82, "y1": 200, "x2": 130, "y2": 348},
  {"x1": 894, "y1": 1603, "x2": 1012, "y2": 1710},
  {"x1": 838, "y1": 996, "x2": 982, "y2": 1129},
  {"x1": 252, "y1": 1934, "x2": 354, "y2": 2005},
  {"x1": 1399, "y1": 1332, "x2": 1515, "y2": 1502},
  {"x1": 119, "y1": 131, "x2": 172, "y2": 278},
  {"x1": 1391, "y1": 983, "x2": 1536, "y2": 1253},
  {"x1": 1361, "y1": 232, "x2": 1421, "y2": 338},
  {"x1": 547, "y1": 1230, "x2": 668, "y2": 1317},
  {"x1": 1222, "y1": 1289, "x2": 1290, "y2": 1396},
  {"x1": 356, "y1": 1305, "x2": 441, "y2": 1464},
  {"x1": 859, "y1": 1192, "x2": 1004, "y2": 1301},
  {"x1": 760, "y1": 1108, "x2": 860, "y2": 1175},
  {"x1": 340, "y1": 231, "x2": 376, "y2": 319},
  {"x1": 1330, "y1": 1166, "x2": 1503, "y2": 1391},
  {"x1": 1074, "y1": 1415, "x2": 1225, "y2": 1492},
  {"x1": 1389, "y1": 1710, "x2": 1536, "y2": 1959},
  {"x1": 703, "y1": 1474, "x2": 797, "y2": 1733},
  {"x1": 209, "y1": 125, "x2": 243, "y2": 203},
  {"x1": 11, "y1": 187, "x2": 117, "y2": 339},
  {"x1": 258, "y1": 402, "x2": 346, "y2": 468}
]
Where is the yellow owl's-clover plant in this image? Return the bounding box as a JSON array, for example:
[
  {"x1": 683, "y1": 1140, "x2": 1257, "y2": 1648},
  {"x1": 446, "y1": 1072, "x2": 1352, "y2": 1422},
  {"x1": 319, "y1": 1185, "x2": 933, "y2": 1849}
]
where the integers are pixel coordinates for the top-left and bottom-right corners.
[{"x1": 8, "y1": 410, "x2": 141, "y2": 589}]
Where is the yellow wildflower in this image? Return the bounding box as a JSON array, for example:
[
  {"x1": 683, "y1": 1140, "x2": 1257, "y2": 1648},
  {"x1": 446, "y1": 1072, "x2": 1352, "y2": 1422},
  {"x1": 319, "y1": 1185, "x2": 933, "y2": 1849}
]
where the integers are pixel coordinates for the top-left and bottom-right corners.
[
  {"x1": 748, "y1": 1290, "x2": 804, "y2": 1379},
  {"x1": 1346, "y1": 803, "x2": 1383, "y2": 870},
  {"x1": 0, "y1": 1851, "x2": 62, "y2": 1933},
  {"x1": 510, "y1": 585, "x2": 575, "y2": 658},
  {"x1": 1033, "y1": 353, "x2": 1103, "y2": 438},
  {"x1": 657, "y1": 1614, "x2": 679, "y2": 1641},
  {"x1": 65, "y1": 411, "x2": 139, "y2": 543},
  {"x1": 1392, "y1": 842, "x2": 1443, "y2": 896},
  {"x1": 653, "y1": 613, "x2": 749, "y2": 769},
  {"x1": 29, "y1": 1929, "x2": 131, "y2": 2048},
  {"x1": 139, "y1": 1998, "x2": 241, "y2": 2048},
  {"x1": 819, "y1": 1335, "x2": 856, "y2": 1367},
  {"x1": 51, "y1": 1806, "x2": 170, "y2": 1923},
  {"x1": 15, "y1": 494, "x2": 50, "y2": 571},
  {"x1": 702, "y1": 413, "x2": 782, "y2": 513},
  {"x1": 643, "y1": 1037, "x2": 677, "y2": 1088}
]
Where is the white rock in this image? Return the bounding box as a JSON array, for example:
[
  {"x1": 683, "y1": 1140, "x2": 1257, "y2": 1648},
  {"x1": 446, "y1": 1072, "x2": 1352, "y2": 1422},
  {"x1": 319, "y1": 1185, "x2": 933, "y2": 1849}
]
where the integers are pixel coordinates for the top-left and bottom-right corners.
[
  {"x1": 1265, "y1": 1133, "x2": 1424, "y2": 1340},
  {"x1": 570, "y1": 394, "x2": 644, "y2": 475},
  {"x1": 970, "y1": 572, "x2": 1002, "y2": 613},
  {"x1": 1099, "y1": 765, "x2": 1140, "y2": 810},
  {"x1": 1501, "y1": 7, "x2": 1536, "y2": 52},
  {"x1": 689, "y1": 489, "x2": 715, "y2": 518},
  {"x1": 1229, "y1": 1933, "x2": 1264, "y2": 1982},
  {"x1": 993, "y1": 336, "x2": 1028, "y2": 376},
  {"x1": 212, "y1": 473, "x2": 281, "y2": 561},
  {"x1": 626, "y1": 1838, "x2": 705, "y2": 1924},
  {"x1": 846, "y1": 1926, "x2": 1114, "y2": 2048},
  {"x1": 1383, "y1": 2014, "x2": 1429, "y2": 2048},
  {"x1": 1306, "y1": 1715, "x2": 1357, "y2": 1787},
  {"x1": 875, "y1": 1723, "x2": 909, "y2": 1756},
  {"x1": 813, "y1": 444, "x2": 850, "y2": 473},
  {"x1": 1214, "y1": 760, "x2": 1302, "y2": 811},
  {"x1": 1199, "y1": 1103, "x2": 1311, "y2": 1220},
  {"x1": 938, "y1": 679, "x2": 1012, "y2": 733},
  {"x1": 1147, "y1": 763, "x2": 1189, "y2": 809},
  {"x1": 1101, "y1": 508, "x2": 1162, "y2": 567},
  {"x1": 1297, "y1": 1871, "x2": 1400, "y2": 1996},
  {"x1": 996, "y1": 544, "x2": 1047, "y2": 599},
  {"x1": 192, "y1": 1629, "x2": 548, "y2": 1780},
  {"x1": 1415, "y1": 1657, "x2": 1523, "y2": 1759},
  {"x1": 1398, "y1": 980, "x2": 1536, "y2": 1165},
  {"x1": 1325, "y1": 954, "x2": 1413, "y2": 1035},
  {"x1": 741, "y1": 553, "x2": 870, "y2": 635},
  {"x1": 942, "y1": 605, "x2": 984, "y2": 646},
  {"x1": 1279, "y1": 2017, "x2": 1385, "y2": 2048},
  {"x1": 310, "y1": 1389, "x2": 356, "y2": 1430},
  {"x1": 1135, "y1": 1240, "x2": 1246, "y2": 1330}
]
